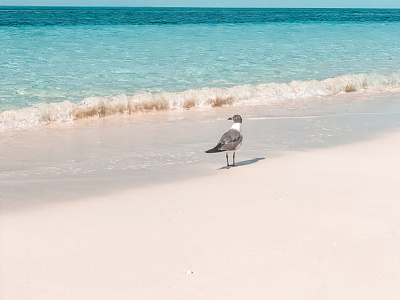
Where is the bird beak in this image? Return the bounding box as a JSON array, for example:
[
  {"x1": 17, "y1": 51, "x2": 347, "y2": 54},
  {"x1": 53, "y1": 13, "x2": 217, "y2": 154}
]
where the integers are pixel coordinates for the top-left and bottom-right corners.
[{"x1": 228, "y1": 117, "x2": 233, "y2": 120}]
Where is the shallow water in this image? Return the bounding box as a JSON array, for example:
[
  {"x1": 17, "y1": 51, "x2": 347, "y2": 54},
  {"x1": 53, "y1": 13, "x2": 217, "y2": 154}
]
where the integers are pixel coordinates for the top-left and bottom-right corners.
[{"x1": 1, "y1": 8, "x2": 400, "y2": 129}]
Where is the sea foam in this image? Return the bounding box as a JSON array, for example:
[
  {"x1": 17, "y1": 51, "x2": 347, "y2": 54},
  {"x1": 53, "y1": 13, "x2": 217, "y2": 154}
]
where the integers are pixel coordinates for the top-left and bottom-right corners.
[{"x1": 1, "y1": 70, "x2": 400, "y2": 131}]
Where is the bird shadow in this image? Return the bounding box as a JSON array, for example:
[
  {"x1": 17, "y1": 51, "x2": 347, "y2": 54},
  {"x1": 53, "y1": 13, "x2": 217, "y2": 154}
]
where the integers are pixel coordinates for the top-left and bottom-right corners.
[{"x1": 218, "y1": 157, "x2": 265, "y2": 170}]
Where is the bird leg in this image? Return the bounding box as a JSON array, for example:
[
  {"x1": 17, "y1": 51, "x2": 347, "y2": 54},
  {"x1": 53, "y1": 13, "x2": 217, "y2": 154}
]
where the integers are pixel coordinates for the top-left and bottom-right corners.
[
  {"x1": 233, "y1": 152, "x2": 236, "y2": 166},
  {"x1": 226, "y1": 153, "x2": 229, "y2": 166}
]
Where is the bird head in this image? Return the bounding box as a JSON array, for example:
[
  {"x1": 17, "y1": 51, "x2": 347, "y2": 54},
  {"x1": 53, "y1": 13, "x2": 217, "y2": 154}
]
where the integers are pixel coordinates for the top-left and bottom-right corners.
[{"x1": 228, "y1": 115, "x2": 242, "y2": 123}]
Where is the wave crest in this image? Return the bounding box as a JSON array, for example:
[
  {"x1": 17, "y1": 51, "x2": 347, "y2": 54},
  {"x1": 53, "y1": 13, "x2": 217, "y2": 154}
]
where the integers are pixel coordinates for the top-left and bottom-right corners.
[{"x1": 1, "y1": 70, "x2": 400, "y2": 130}]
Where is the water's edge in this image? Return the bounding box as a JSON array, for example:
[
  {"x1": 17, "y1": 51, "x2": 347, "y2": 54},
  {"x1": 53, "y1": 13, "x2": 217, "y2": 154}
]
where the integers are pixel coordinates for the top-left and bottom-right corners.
[{"x1": 2, "y1": 70, "x2": 400, "y2": 131}]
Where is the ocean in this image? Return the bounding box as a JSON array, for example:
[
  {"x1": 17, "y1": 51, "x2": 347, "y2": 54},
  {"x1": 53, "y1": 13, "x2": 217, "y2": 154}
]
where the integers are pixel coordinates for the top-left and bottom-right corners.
[{"x1": 1, "y1": 7, "x2": 400, "y2": 130}]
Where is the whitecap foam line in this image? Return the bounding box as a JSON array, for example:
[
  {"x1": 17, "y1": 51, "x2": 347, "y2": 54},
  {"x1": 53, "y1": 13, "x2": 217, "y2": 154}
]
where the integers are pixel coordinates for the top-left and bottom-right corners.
[{"x1": 1, "y1": 70, "x2": 400, "y2": 130}]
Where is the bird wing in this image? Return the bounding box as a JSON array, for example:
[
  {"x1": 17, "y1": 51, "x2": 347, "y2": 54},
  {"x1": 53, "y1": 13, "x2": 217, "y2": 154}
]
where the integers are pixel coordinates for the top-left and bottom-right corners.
[{"x1": 218, "y1": 129, "x2": 243, "y2": 151}]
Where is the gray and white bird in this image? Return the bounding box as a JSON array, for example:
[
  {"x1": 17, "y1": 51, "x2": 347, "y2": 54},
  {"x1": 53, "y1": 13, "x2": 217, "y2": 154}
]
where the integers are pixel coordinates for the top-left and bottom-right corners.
[{"x1": 205, "y1": 115, "x2": 243, "y2": 166}]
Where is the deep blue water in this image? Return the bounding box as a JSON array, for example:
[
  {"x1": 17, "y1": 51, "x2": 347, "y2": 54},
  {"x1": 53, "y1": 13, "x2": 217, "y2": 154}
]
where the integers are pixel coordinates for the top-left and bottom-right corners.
[{"x1": 1, "y1": 7, "x2": 400, "y2": 26}]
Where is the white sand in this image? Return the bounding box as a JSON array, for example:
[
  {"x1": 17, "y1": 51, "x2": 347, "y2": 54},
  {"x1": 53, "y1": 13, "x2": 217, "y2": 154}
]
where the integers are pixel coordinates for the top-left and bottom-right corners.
[{"x1": 1, "y1": 129, "x2": 400, "y2": 299}]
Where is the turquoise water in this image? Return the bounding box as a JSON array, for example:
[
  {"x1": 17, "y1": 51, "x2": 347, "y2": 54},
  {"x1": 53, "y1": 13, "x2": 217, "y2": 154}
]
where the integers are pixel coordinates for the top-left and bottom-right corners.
[
  {"x1": 1, "y1": 8, "x2": 400, "y2": 129},
  {"x1": 2, "y1": 8, "x2": 400, "y2": 204}
]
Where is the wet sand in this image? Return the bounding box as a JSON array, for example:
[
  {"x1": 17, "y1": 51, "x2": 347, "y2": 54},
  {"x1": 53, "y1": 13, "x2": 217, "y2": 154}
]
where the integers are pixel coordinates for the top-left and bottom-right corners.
[{"x1": 1, "y1": 89, "x2": 400, "y2": 212}]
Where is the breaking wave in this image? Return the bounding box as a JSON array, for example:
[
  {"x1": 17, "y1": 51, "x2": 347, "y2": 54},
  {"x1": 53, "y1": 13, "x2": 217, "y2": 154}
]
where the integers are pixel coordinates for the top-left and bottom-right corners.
[{"x1": 1, "y1": 70, "x2": 400, "y2": 130}]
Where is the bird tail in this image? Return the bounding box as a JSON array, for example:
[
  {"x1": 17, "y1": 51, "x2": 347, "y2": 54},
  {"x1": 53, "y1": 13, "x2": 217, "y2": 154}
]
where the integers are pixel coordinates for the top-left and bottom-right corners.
[{"x1": 205, "y1": 143, "x2": 222, "y2": 153}]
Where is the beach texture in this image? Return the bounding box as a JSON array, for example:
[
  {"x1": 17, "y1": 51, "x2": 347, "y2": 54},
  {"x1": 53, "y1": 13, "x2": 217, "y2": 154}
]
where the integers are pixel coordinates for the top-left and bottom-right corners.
[{"x1": 1, "y1": 127, "x2": 400, "y2": 299}]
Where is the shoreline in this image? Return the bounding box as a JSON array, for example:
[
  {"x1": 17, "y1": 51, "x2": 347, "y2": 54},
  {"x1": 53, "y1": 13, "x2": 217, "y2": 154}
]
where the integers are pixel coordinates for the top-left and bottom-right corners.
[
  {"x1": 1, "y1": 75, "x2": 400, "y2": 132},
  {"x1": 1, "y1": 89, "x2": 400, "y2": 213},
  {"x1": 1, "y1": 128, "x2": 400, "y2": 299}
]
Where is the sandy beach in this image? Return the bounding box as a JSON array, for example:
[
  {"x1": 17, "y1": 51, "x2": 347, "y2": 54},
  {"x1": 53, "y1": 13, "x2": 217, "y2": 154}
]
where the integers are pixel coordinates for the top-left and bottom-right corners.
[
  {"x1": 1, "y1": 107, "x2": 400, "y2": 298},
  {"x1": 3, "y1": 5, "x2": 400, "y2": 299}
]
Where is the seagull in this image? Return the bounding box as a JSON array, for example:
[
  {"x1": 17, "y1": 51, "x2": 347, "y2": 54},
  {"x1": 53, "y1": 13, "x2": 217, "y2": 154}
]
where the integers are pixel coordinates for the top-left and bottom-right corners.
[{"x1": 205, "y1": 115, "x2": 243, "y2": 167}]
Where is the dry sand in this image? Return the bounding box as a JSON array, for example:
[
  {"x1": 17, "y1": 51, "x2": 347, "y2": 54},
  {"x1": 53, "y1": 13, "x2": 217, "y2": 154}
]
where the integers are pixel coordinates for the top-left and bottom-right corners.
[{"x1": 1, "y1": 128, "x2": 400, "y2": 299}]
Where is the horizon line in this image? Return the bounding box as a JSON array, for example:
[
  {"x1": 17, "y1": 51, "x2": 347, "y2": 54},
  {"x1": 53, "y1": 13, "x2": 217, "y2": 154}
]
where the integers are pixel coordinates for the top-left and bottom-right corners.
[{"x1": 1, "y1": 5, "x2": 400, "y2": 9}]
